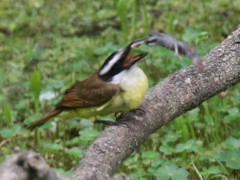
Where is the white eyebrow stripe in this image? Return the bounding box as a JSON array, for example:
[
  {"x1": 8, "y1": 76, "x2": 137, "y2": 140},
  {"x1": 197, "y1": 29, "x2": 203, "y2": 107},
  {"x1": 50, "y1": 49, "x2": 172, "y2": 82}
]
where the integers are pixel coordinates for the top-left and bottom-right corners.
[{"x1": 99, "y1": 50, "x2": 124, "y2": 75}]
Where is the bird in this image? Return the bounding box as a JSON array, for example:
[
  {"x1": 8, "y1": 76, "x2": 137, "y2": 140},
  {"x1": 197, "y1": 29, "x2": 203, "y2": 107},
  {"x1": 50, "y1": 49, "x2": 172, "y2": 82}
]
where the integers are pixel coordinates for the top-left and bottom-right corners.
[{"x1": 28, "y1": 39, "x2": 149, "y2": 129}]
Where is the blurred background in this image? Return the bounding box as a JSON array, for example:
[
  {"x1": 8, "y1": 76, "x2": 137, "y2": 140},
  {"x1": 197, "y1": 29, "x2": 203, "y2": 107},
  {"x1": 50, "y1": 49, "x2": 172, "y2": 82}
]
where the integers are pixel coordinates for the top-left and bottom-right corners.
[{"x1": 0, "y1": 0, "x2": 240, "y2": 179}]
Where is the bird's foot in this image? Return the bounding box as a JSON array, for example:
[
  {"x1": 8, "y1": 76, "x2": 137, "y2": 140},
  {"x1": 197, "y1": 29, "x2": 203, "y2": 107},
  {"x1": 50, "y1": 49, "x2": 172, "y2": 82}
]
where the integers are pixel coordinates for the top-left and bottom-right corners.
[
  {"x1": 132, "y1": 108, "x2": 145, "y2": 116},
  {"x1": 114, "y1": 112, "x2": 124, "y2": 119}
]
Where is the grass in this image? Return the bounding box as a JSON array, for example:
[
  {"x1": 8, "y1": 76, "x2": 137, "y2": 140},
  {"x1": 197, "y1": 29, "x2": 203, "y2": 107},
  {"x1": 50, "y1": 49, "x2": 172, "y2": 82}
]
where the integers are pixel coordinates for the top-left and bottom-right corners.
[{"x1": 0, "y1": 0, "x2": 240, "y2": 179}]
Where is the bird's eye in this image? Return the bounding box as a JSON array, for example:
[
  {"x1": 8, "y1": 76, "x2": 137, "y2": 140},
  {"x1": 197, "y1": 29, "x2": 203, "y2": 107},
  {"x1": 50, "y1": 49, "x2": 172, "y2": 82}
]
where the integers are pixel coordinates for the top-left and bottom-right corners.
[{"x1": 115, "y1": 60, "x2": 121, "y2": 65}]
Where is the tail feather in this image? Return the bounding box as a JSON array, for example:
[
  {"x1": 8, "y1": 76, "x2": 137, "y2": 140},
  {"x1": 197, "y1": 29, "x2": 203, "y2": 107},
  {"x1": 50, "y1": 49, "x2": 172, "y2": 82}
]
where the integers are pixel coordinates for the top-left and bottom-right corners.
[{"x1": 28, "y1": 109, "x2": 62, "y2": 129}]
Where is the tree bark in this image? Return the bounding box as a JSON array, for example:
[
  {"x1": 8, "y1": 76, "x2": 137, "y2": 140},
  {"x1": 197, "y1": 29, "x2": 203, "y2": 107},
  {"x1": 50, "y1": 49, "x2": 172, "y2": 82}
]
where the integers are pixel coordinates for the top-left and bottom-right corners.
[
  {"x1": 0, "y1": 151, "x2": 70, "y2": 180},
  {"x1": 0, "y1": 27, "x2": 239, "y2": 180}
]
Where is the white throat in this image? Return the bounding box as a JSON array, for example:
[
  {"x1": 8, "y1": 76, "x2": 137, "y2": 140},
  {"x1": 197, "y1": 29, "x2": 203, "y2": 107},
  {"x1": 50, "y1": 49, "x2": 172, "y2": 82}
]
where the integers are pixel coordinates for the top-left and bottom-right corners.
[{"x1": 110, "y1": 65, "x2": 145, "y2": 86}]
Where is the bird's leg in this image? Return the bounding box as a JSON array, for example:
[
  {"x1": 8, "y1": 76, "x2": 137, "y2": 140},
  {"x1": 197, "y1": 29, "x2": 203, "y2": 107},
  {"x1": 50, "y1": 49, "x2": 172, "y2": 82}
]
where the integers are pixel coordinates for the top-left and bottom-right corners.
[
  {"x1": 92, "y1": 116, "x2": 114, "y2": 124},
  {"x1": 95, "y1": 109, "x2": 145, "y2": 127},
  {"x1": 94, "y1": 112, "x2": 125, "y2": 126},
  {"x1": 114, "y1": 112, "x2": 124, "y2": 119}
]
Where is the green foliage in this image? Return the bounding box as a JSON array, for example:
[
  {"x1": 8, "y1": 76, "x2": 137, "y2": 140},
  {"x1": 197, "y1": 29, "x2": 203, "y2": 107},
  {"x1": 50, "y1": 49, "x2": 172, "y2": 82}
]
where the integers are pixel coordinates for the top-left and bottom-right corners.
[
  {"x1": 29, "y1": 70, "x2": 42, "y2": 113},
  {"x1": 0, "y1": 124, "x2": 22, "y2": 138},
  {"x1": 218, "y1": 150, "x2": 240, "y2": 170},
  {"x1": 116, "y1": 0, "x2": 129, "y2": 40},
  {"x1": 0, "y1": 0, "x2": 240, "y2": 179},
  {"x1": 78, "y1": 127, "x2": 100, "y2": 145},
  {"x1": 2, "y1": 104, "x2": 12, "y2": 127},
  {"x1": 224, "y1": 137, "x2": 240, "y2": 149},
  {"x1": 153, "y1": 164, "x2": 189, "y2": 180},
  {"x1": 201, "y1": 166, "x2": 223, "y2": 179}
]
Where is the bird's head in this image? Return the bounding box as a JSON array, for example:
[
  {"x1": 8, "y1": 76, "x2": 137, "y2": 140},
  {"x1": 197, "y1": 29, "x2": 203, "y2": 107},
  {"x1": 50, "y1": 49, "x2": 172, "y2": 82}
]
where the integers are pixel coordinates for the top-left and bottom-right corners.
[{"x1": 99, "y1": 39, "x2": 147, "y2": 80}]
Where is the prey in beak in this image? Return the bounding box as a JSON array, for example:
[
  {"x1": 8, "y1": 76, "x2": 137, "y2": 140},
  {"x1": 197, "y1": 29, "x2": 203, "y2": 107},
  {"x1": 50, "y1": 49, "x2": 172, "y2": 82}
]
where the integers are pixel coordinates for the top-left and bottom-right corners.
[{"x1": 145, "y1": 32, "x2": 204, "y2": 68}]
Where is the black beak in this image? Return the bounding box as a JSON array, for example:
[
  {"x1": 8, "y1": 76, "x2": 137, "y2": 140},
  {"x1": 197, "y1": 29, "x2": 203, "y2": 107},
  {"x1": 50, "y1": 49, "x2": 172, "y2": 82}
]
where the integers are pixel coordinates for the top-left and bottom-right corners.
[
  {"x1": 119, "y1": 37, "x2": 148, "y2": 60},
  {"x1": 133, "y1": 53, "x2": 148, "y2": 60}
]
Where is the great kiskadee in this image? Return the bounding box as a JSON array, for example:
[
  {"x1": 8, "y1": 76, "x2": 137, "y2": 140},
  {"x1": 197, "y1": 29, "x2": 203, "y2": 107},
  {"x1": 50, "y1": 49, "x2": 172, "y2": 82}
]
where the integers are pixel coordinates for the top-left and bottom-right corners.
[{"x1": 28, "y1": 39, "x2": 149, "y2": 129}]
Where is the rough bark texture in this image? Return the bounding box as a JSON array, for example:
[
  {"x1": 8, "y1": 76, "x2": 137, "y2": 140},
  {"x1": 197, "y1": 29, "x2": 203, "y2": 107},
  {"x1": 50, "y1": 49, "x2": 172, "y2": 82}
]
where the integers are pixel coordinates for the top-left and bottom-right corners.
[
  {"x1": 0, "y1": 150, "x2": 131, "y2": 180},
  {"x1": 0, "y1": 27, "x2": 239, "y2": 180}
]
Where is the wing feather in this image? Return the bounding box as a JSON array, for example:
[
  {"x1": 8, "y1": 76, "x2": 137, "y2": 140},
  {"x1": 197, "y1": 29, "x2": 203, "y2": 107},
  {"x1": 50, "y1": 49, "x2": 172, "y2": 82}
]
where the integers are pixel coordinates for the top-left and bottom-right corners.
[{"x1": 56, "y1": 72, "x2": 120, "y2": 110}]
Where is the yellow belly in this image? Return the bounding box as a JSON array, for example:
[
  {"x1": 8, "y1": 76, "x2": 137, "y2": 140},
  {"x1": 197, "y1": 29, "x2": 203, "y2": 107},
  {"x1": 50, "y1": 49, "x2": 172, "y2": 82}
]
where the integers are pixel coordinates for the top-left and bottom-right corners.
[
  {"x1": 61, "y1": 67, "x2": 148, "y2": 118},
  {"x1": 103, "y1": 72, "x2": 149, "y2": 113}
]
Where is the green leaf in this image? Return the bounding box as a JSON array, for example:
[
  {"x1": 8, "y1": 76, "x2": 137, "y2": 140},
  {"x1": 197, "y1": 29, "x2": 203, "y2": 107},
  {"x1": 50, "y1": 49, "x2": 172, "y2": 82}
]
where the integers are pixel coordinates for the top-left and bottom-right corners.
[
  {"x1": 226, "y1": 107, "x2": 240, "y2": 121},
  {"x1": 130, "y1": 170, "x2": 148, "y2": 179},
  {"x1": 0, "y1": 124, "x2": 22, "y2": 138},
  {"x1": 29, "y1": 70, "x2": 42, "y2": 100},
  {"x1": 116, "y1": 0, "x2": 129, "y2": 40},
  {"x1": 2, "y1": 104, "x2": 12, "y2": 126},
  {"x1": 224, "y1": 137, "x2": 240, "y2": 149},
  {"x1": 29, "y1": 70, "x2": 42, "y2": 113},
  {"x1": 51, "y1": 79, "x2": 64, "y2": 89},
  {"x1": 79, "y1": 127, "x2": 100, "y2": 145},
  {"x1": 175, "y1": 139, "x2": 202, "y2": 153},
  {"x1": 201, "y1": 166, "x2": 222, "y2": 178},
  {"x1": 151, "y1": 158, "x2": 166, "y2": 168},
  {"x1": 227, "y1": 107, "x2": 239, "y2": 115},
  {"x1": 175, "y1": 140, "x2": 194, "y2": 152},
  {"x1": 65, "y1": 137, "x2": 81, "y2": 146},
  {"x1": 116, "y1": 0, "x2": 128, "y2": 22},
  {"x1": 66, "y1": 147, "x2": 84, "y2": 159},
  {"x1": 142, "y1": 151, "x2": 159, "y2": 166},
  {"x1": 0, "y1": 72, "x2": 6, "y2": 84},
  {"x1": 182, "y1": 28, "x2": 209, "y2": 44},
  {"x1": 123, "y1": 153, "x2": 139, "y2": 168},
  {"x1": 148, "y1": 158, "x2": 166, "y2": 175},
  {"x1": 187, "y1": 108, "x2": 200, "y2": 122},
  {"x1": 153, "y1": 164, "x2": 188, "y2": 180},
  {"x1": 218, "y1": 149, "x2": 240, "y2": 169},
  {"x1": 142, "y1": 151, "x2": 159, "y2": 161},
  {"x1": 80, "y1": 119, "x2": 94, "y2": 127},
  {"x1": 24, "y1": 114, "x2": 42, "y2": 125},
  {"x1": 40, "y1": 141, "x2": 63, "y2": 152},
  {"x1": 230, "y1": 128, "x2": 240, "y2": 138},
  {"x1": 159, "y1": 143, "x2": 175, "y2": 155},
  {"x1": 162, "y1": 132, "x2": 182, "y2": 143}
]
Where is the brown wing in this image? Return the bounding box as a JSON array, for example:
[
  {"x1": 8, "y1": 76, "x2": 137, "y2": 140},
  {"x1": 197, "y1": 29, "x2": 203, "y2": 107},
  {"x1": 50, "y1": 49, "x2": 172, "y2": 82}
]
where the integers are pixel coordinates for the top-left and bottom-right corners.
[{"x1": 56, "y1": 72, "x2": 120, "y2": 110}]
